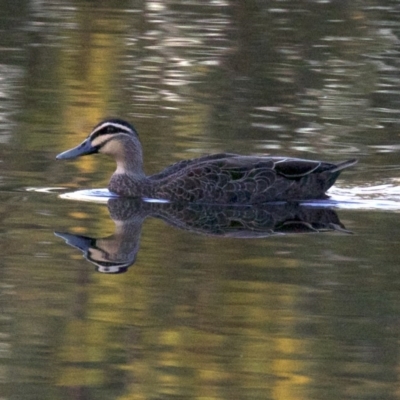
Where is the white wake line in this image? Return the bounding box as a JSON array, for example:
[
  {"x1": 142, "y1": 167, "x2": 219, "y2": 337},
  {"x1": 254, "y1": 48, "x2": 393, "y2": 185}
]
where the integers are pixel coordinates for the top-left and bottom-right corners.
[
  {"x1": 324, "y1": 184, "x2": 400, "y2": 210},
  {"x1": 59, "y1": 189, "x2": 171, "y2": 204},
  {"x1": 26, "y1": 185, "x2": 400, "y2": 211}
]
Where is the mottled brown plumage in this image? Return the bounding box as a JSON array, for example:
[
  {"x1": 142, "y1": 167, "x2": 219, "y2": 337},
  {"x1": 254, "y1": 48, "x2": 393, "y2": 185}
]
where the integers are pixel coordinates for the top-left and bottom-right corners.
[{"x1": 56, "y1": 118, "x2": 357, "y2": 204}]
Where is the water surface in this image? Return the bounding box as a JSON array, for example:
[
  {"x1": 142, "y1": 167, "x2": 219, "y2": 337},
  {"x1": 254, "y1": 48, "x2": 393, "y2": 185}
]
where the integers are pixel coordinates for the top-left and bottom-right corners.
[{"x1": 1, "y1": 1, "x2": 400, "y2": 399}]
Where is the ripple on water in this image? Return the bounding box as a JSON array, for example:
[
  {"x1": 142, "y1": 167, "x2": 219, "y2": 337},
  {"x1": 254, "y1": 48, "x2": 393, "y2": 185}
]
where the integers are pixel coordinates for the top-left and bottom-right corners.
[
  {"x1": 25, "y1": 182, "x2": 400, "y2": 211},
  {"x1": 325, "y1": 181, "x2": 400, "y2": 211}
]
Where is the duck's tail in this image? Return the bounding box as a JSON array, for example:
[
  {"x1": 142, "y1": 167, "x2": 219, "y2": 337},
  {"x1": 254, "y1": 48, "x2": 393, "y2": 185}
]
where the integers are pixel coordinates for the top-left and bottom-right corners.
[
  {"x1": 322, "y1": 159, "x2": 357, "y2": 194},
  {"x1": 330, "y1": 159, "x2": 358, "y2": 173}
]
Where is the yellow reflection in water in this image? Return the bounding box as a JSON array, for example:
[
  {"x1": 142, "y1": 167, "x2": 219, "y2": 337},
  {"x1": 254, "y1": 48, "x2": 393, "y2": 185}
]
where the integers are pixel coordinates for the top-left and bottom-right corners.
[{"x1": 58, "y1": 10, "x2": 128, "y2": 175}]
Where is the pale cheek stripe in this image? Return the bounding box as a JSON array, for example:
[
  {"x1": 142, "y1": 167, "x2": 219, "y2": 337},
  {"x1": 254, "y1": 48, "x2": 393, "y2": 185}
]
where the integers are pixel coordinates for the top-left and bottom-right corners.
[
  {"x1": 91, "y1": 133, "x2": 132, "y2": 148},
  {"x1": 91, "y1": 123, "x2": 134, "y2": 139}
]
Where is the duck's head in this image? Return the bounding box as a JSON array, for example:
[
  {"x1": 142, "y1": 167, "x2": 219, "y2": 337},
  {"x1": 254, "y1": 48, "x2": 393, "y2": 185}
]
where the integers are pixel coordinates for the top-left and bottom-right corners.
[
  {"x1": 56, "y1": 118, "x2": 144, "y2": 175},
  {"x1": 56, "y1": 119, "x2": 139, "y2": 159}
]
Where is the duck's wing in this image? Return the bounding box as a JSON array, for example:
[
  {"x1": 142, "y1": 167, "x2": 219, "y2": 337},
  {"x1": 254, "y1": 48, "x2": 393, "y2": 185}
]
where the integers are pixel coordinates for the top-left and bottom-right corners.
[
  {"x1": 218, "y1": 156, "x2": 357, "y2": 178},
  {"x1": 270, "y1": 157, "x2": 357, "y2": 178},
  {"x1": 155, "y1": 156, "x2": 356, "y2": 204},
  {"x1": 149, "y1": 153, "x2": 238, "y2": 181},
  {"x1": 218, "y1": 157, "x2": 356, "y2": 201},
  {"x1": 153, "y1": 156, "x2": 286, "y2": 203}
]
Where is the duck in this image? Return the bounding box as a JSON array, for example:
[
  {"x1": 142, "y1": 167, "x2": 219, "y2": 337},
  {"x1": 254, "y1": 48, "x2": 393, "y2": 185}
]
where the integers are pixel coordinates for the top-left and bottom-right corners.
[{"x1": 56, "y1": 118, "x2": 357, "y2": 204}]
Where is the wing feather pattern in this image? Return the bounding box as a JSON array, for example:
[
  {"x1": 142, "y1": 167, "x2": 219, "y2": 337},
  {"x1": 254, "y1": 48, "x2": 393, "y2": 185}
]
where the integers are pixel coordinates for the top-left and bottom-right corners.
[{"x1": 147, "y1": 155, "x2": 356, "y2": 204}]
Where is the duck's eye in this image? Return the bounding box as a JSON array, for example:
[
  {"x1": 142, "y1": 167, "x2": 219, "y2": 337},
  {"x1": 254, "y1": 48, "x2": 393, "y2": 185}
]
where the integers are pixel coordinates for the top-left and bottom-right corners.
[{"x1": 106, "y1": 126, "x2": 118, "y2": 134}]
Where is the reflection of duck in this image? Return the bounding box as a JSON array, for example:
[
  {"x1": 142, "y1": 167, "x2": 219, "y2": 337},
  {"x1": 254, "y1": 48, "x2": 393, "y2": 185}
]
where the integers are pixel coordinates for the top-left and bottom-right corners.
[
  {"x1": 56, "y1": 119, "x2": 357, "y2": 204},
  {"x1": 56, "y1": 198, "x2": 350, "y2": 274}
]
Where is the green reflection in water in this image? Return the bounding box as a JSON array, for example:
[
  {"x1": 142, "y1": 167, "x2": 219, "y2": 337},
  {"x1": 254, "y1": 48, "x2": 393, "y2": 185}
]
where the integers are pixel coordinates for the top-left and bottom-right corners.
[{"x1": 1, "y1": 0, "x2": 400, "y2": 399}]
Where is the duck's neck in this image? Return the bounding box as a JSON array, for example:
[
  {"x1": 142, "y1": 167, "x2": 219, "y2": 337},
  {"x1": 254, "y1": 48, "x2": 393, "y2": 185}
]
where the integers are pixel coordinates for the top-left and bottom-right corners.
[
  {"x1": 113, "y1": 136, "x2": 146, "y2": 180},
  {"x1": 107, "y1": 136, "x2": 153, "y2": 197}
]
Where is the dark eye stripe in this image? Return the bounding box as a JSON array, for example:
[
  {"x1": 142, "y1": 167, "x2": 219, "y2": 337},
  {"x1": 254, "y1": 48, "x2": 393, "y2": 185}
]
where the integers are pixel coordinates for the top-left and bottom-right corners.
[{"x1": 90, "y1": 122, "x2": 135, "y2": 140}]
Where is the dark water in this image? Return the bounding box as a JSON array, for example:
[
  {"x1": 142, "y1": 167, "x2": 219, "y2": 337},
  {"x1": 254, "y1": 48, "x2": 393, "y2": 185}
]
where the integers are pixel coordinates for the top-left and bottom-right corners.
[{"x1": 1, "y1": 1, "x2": 400, "y2": 399}]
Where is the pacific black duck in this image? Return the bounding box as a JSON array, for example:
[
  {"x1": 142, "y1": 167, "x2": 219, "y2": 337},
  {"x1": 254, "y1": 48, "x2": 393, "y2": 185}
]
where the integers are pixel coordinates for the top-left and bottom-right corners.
[{"x1": 56, "y1": 118, "x2": 357, "y2": 204}]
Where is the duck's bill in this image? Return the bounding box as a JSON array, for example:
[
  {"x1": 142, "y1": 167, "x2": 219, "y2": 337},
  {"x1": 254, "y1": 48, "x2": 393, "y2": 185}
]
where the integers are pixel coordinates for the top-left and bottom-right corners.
[
  {"x1": 54, "y1": 231, "x2": 94, "y2": 251},
  {"x1": 56, "y1": 139, "x2": 97, "y2": 160}
]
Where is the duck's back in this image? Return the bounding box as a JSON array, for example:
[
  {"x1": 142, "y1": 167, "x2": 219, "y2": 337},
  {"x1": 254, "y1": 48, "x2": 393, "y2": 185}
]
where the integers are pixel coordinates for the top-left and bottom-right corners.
[{"x1": 148, "y1": 155, "x2": 357, "y2": 204}]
